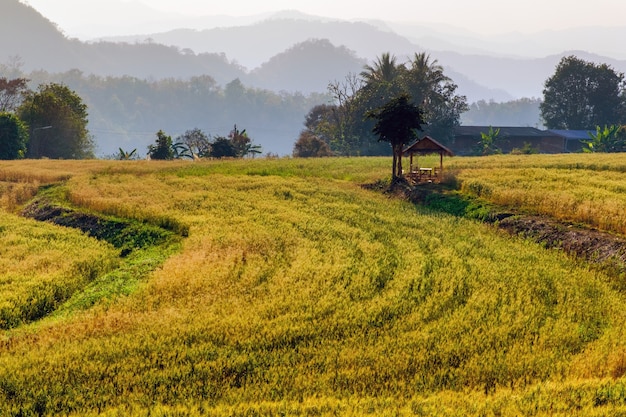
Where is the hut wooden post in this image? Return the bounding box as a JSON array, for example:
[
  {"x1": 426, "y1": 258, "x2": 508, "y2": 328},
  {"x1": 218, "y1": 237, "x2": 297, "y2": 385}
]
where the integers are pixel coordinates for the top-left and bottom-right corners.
[{"x1": 439, "y1": 153, "x2": 443, "y2": 179}]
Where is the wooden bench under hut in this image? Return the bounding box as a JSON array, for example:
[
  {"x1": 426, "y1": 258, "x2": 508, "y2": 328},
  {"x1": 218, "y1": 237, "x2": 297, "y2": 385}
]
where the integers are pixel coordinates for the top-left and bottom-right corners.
[{"x1": 403, "y1": 136, "x2": 454, "y2": 183}]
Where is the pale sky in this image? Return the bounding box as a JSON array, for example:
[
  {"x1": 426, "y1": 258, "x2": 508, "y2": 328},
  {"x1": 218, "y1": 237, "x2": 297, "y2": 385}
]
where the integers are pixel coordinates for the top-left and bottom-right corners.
[{"x1": 21, "y1": 0, "x2": 626, "y2": 38}]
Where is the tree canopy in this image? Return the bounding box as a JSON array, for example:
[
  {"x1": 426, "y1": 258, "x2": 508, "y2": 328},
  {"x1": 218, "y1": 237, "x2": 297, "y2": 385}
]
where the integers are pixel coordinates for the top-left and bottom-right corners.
[
  {"x1": 293, "y1": 131, "x2": 333, "y2": 158},
  {"x1": 307, "y1": 52, "x2": 467, "y2": 157},
  {"x1": 0, "y1": 112, "x2": 28, "y2": 159},
  {"x1": 147, "y1": 130, "x2": 175, "y2": 160},
  {"x1": 540, "y1": 56, "x2": 626, "y2": 130},
  {"x1": 18, "y1": 83, "x2": 93, "y2": 159},
  {"x1": 0, "y1": 77, "x2": 28, "y2": 113},
  {"x1": 366, "y1": 94, "x2": 425, "y2": 178}
]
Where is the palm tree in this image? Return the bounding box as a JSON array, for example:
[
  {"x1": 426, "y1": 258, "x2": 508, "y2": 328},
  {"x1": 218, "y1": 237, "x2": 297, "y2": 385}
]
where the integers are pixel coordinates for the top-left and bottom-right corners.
[
  {"x1": 404, "y1": 52, "x2": 450, "y2": 105},
  {"x1": 404, "y1": 52, "x2": 468, "y2": 143},
  {"x1": 359, "y1": 53, "x2": 407, "y2": 129},
  {"x1": 360, "y1": 52, "x2": 400, "y2": 85}
]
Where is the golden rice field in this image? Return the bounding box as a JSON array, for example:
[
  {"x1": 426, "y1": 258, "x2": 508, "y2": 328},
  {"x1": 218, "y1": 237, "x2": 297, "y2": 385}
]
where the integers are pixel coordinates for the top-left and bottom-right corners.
[
  {"x1": 450, "y1": 153, "x2": 626, "y2": 235},
  {"x1": 0, "y1": 155, "x2": 626, "y2": 416}
]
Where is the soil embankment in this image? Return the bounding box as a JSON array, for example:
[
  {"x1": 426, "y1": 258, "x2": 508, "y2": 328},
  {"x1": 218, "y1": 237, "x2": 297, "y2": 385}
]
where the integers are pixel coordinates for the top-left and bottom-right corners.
[{"x1": 370, "y1": 179, "x2": 626, "y2": 281}]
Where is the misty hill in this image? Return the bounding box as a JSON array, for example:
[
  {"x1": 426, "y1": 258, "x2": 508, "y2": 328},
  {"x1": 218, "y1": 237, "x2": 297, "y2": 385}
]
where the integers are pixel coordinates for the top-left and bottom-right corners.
[
  {"x1": 8, "y1": 0, "x2": 626, "y2": 101},
  {"x1": 0, "y1": 1, "x2": 246, "y2": 84},
  {"x1": 0, "y1": 0, "x2": 78, "y2": 73},
  {"x1": 247, "y1": 39, "x2": 366, "y2": 94},
  {"x1": 2, "y1": 1, "x2": 507, "y2": 102},
  {"x1": 389, "y1": 21, "x2": 626, "y2": 61},
  {"x1": 103, "y1": 16, "x2": 419, "y2": 70}
]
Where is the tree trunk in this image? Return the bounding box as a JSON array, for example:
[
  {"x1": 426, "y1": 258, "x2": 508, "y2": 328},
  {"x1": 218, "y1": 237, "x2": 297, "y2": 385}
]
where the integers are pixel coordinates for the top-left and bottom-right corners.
[{"x1": 396, "y1": 144, "x2": 403, "y2": 178}]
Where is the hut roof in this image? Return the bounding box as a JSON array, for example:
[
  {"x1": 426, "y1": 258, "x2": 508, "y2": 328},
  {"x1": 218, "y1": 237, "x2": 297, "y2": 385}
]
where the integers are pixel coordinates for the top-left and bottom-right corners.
[
  {"x1": 403, "y1": 136, "x2": 454, "y2": 156},
  {"x1": 547, "y1": 129, "x2": 592, "y2": 140}
]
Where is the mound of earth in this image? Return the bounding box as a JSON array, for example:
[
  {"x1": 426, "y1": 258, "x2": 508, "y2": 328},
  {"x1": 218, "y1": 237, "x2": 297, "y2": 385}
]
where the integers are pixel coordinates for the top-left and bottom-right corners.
[
  {"x1": 498, "y1": 215, "x2": 626, "y2": 266},
  {"x1": 21, "y1": 198, "x2": 173, "y2": 256}
]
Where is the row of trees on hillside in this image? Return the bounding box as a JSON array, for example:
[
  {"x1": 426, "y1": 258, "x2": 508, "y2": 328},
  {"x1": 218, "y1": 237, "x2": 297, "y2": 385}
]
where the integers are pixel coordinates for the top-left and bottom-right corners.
[
  {"x1": 17, "y1": 68, "x2": 328, "y2": 157},
  {"x1": 0, "y1": 77, "x2": 93, "y2": 159},
  {"x1": 294, "y1": 52, "x2": 468, "y2": 157},
  {"x1": 462, "y1": 98, "x2": 543, "y2": 127}
]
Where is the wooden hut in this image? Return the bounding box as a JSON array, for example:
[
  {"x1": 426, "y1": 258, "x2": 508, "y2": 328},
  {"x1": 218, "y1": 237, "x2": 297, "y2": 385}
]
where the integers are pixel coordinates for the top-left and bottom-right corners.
[{"x1": 403, "y1": 136, "x2": 454, "y2": 181}]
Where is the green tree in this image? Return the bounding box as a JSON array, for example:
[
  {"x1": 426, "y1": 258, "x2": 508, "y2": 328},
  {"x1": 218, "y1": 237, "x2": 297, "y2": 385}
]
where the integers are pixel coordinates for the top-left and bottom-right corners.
[
  {"x1": 326, "y1": 74, "x2": 365, "y2": 155},
  {"x1": 147, "y1": 130, "x2": 174, "y2": 160},
  {"x1": 303, "y1": 104, "x2": 336, "y2": 145},
  {"x1": 366, "y1": 94, "x2": 425, "y2": 179},
  {"x1": 229, "y1": 124, "x2": 250, "y2": 157},
  {"x1": 176, "y1": 128, "x2": 211, "y2": 159},
  {"x1": 404, "y1": 53, "x2": 468, "y2": 143},
  {"x1": 322, "y1": 52, "x2": 467, "y2": 156},
  {"x1": 475, "y1": 126, "x2": 502, "y2": 156},
  {"x1": 541, "y1": 56, "x2": 626, "y2": 129},
  {"x1": 18, "y1": 83, "x2": 94, "y2": 159},
  {"x1": 582, "y1": 125, "x2": 625, "y2": 153},
  {"x1": 210, "y1": 136, "x2": 237, "y2": 158},
  {"x1": 228, "y1": 124, "x2": 263, "y2": 157},
  {"x1": 0, "y1": 112, "x2": 28, "y2": 159},
  {"x1": 293, "y1": 131, "x2": 333, "y2": 157},
  {"x1": 360, "y1": 53, "x2": 402, "y2": 89}
]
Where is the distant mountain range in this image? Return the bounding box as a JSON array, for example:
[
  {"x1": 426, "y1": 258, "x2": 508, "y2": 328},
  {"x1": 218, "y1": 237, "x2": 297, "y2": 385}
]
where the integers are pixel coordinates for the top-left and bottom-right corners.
[{"x1": 5, "y1": 0, "x2": 626, "y2": 102}]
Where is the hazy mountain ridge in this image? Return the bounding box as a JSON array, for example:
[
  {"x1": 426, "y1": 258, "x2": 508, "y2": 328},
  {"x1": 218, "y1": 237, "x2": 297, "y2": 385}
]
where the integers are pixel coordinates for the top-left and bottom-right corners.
[
  {"x1": 389, "y1": 22, "x2": 626, "y2": 61},
  {"x1": 7, "y1": 1, "x2": 626, "y2": 101},
  {"x1": 95, "y1": 13, "x2": 626, "y2": 101},
  {"x1": 102, "y1": 18, "x2": 420, "y2": 70},
  {"x1": 247, "y1": 39, "x2": 367, "y2": 94}
]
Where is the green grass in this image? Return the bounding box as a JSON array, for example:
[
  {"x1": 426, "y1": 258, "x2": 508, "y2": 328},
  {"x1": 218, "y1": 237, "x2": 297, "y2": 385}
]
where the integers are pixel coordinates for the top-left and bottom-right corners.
[
  {"x1": 0, "y1": 156, "x2": 626, "y2": 415},
  {"x1": 445, "y1": 153, "x2": 626, "y2": 235},
  {"x1": 0, "y1": 213, "x2": 119, "y2": 329}
]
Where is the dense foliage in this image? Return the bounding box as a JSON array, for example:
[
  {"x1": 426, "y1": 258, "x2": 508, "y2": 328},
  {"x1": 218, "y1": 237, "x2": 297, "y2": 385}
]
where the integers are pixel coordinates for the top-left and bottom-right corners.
[
  {"x1": 20, "y1": 70, "x2": 328, "y2": 157},
  {"x1": 582, "y1": 124, "x2": 626, "y2": 153},
  {"x1": 292, "y1": 131, "x2": 333, "y2": 157},
  {"x1": 541, "y1": 55, "x2": 626, "y2": 130},
  {"x1": 147, "y1": 130, "x2": 175, "y2": 160},
  {"x1": 366, "y1": 94, "x2": 425, "y2": 177},
  {"x1": 17, "y1": 82, "x2": 94, "y2": 159},
  {"x1": 303, "y1": 52, "x2": 467, "y2": 156},
  {"x1": 0, "y1": 112, "x2": 28, "y2": 159}
]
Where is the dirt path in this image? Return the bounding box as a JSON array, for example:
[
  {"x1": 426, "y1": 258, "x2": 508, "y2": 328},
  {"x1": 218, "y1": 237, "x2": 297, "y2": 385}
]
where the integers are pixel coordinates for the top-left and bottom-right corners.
[{"x1": 497, "y1": 215, "x2": 626, "y2": 269}]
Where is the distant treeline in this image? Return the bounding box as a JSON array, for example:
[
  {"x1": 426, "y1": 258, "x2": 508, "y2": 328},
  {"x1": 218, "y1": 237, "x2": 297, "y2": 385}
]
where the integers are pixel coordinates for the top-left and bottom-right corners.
[
  {"x1": 462, "y1": 98, "x2": 543, "y2": 128},
  {"x1": 20, "y1": 69, "x2": 330, "y2": 157},
  {"x1": 16, "y1": 68, "x2": 546, "y2": 157}
]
